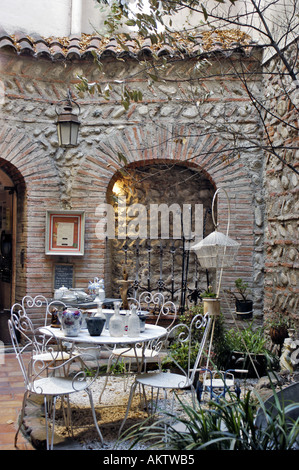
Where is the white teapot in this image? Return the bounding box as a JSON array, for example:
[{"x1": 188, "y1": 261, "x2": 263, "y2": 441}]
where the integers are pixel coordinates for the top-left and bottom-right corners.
[
  {"x1": 54, "y1": 285, "x2": 68, "y2": 300},
  {"x1": 54, "y1": 285, "x2": 77, "y2": 302}
]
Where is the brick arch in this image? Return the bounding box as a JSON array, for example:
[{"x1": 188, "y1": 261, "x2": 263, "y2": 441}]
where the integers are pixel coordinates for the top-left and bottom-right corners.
[
  {"x1": 75, "y1": 123, "x2": 253, "y2": 236},
  {"x1": 72, "y1": 124, "x2": 256, "y2": 311},
  {"x1": 0, "y1": 125, "x2": 59, "y2": 184},
  {"x1": 0, "y1": 158, "x2": 26, "y2": 191},
  {"x1": 85, "y1": 124, "x2": 249, "y2": 192},
  {"x1": 106, "y1": 157, "x2": 218, "y2": 199},
  {"x1": 74, "y1": 122, "x2": 255, "y2": 244},
  {"x1": 0, "y1": 125, "x2": 62, "y2": 300}
]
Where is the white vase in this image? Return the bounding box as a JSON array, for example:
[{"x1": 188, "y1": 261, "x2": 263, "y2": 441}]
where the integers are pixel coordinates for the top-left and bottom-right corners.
[
  {"x1": 127, "y1": 305, "x2": 141, "y2": 337},
  {"x1": 109, "y1": 301, "x2": 124, "y2": 337},
  {"x1": 60, "y1": 308, "x2": 83, "y2": 336}
]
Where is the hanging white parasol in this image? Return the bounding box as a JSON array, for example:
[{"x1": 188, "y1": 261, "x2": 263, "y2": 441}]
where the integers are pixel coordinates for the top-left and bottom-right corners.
[
  {"x1": 191, "y1": 188, "x2": 240, "y2": 296},
  {"x1": 192, "y1": 188, "x2": 242, "y2": 387},
  {"x1": 192, "y1": 230, "x2": 240, "y2": 269}
]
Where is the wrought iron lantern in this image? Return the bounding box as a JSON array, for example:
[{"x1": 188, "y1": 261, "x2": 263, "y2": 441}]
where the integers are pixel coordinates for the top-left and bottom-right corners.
[
  {"x1": 192, "y1": 188, "x2": 240, "y2": 296},
  {"x1": 56, "y1": 90, "x2": 81, "y2": 148}
]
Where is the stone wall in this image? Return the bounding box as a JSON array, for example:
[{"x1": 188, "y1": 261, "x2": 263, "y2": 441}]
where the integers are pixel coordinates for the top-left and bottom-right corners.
[
  {"x1": 0, "y1": 45, "x2": 265, "y2": 324},
  {"x1": 263, "y1": 41, "x2": 299, "y2": 324},
  {"x1": 106, "y1": 163, "x2": 216, "y2": 302}
]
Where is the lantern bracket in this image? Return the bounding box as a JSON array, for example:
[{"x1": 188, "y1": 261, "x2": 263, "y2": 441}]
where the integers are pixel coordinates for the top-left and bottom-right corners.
[{"x1": 55, "y1": 89, "x2": 80, "y2": 117}]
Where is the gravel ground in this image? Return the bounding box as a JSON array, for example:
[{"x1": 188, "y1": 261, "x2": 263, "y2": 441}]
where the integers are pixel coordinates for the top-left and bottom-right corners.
[
  {"x1": 54, "y1": 373, "x2": 191, "y2": 450},
  {"x1": 53, "y1": 372, "x2": 259, "y2": 451}
]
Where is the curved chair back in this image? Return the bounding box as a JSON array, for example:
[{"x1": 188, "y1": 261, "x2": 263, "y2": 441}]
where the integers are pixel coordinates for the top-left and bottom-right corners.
[
  {"x1": 165, "y1": 313, "x2": 212, "y2": 387},
  {"x1": 128, "y1": 291, "x2": 177, "y2": 330},
  {"x1": 9, "y1": 296, "x2": 67, "y2": 385},
  {"x1": 8, "y1": 317, "x2": 62, "y2": 388}
]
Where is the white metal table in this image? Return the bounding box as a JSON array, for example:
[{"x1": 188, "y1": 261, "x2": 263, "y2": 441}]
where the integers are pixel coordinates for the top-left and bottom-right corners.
[
  {"x1": 40, "y1": 323, "x2": 167, "y2": 373},
  {"x1": 40, "y1": 323, "x2": 167, "y2": 439}
]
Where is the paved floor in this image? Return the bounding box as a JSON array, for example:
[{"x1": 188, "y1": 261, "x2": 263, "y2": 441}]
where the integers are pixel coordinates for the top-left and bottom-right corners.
[{"x1": 0, "y1": 350, "x2": 35, "y2": 450}]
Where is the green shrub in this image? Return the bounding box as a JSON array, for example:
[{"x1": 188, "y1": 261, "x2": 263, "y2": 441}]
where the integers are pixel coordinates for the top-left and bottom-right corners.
[
  {"x1": 121, "y1": 388, "x2": 299, "y2": 450},
  {"x1": 224, "y1": 322, "x2": 268, "y2": 355}
]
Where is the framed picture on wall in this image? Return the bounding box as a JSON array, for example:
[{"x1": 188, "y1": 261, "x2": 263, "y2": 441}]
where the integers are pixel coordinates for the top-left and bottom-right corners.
[{"x1": 45, "y1": 210, "x2": 85, "y2": 256}]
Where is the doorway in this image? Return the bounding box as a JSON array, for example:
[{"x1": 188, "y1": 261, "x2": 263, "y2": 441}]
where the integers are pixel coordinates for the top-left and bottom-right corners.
[{"x1": 0, "y1": 169, "x2": 16, "y2": 344}]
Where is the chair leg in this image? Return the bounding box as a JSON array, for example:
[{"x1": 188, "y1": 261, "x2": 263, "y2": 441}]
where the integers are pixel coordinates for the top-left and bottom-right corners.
[
  {"x1": 86, "y1": 389, "x2": 104, "y2": 444},
  {"x1": 123, "y1": 359, "x2": 131, "y2": 392},
  {"x1": 118, "y1": 380, "x2": 137, "y2": 437},
  {"x1": 15, "y1": 390, "x2": 28, "y2": 447},
  {"x1": 60, "y1": 395, "x2": 73, "y2": 436},
  {"x1": 50, "y1": 396, "x2": 57, "y2": 450},
  {"x1": 196, "y1": 381, "x2": 204, "y2": 403},
  {"x1": 44, "y1": 395, "x2": 57, "y2": 450},
  {"x1": 235, "y1": 380, "x2": 241, "y2": 399},
  {"x1": 98, "y1": 353, "x2": 115, "y2": 403},
  {"x1": 151, "y1": 387, "x2": 160, "y2": 415}
]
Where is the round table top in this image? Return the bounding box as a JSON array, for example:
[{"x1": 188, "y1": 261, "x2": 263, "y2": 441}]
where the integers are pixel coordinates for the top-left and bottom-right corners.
[{"x1": 41, "y1": 323, "x2": 167, "y2": 346}]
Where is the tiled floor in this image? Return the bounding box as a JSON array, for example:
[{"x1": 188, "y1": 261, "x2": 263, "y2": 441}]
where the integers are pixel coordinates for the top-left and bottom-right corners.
[{"x1": 0, "y1": 351, "x2": 35, "y2": 450}]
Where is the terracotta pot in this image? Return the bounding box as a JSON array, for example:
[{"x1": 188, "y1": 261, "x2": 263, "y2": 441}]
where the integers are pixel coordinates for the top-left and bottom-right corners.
[
  {"x1": 202, "y1": 298, "x2": 221, "y2": 317},
  {"x1": 269, "y1": 325, "x2": 288, "y2": 345}
]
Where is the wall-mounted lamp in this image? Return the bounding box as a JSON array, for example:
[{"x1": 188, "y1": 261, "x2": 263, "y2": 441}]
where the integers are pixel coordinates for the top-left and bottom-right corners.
[{"x1": 56, "y1": 90, "x2": 81, "y2": 148}]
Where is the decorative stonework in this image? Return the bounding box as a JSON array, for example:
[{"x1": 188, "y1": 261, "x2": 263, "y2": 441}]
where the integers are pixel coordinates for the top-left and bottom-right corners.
[
  {"x1": 0, "y1": 44, "x2": 266, "y2": 320},
  {"x1": 263, "y1": 41, "x2": 299, "y2": 322}
]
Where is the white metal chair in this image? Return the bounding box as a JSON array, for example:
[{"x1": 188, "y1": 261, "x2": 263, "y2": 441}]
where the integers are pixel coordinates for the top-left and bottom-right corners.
[
  {"x1": 118, "y1": 312, "x2": 212, "y2": 436},
  {"x1": 10, "y1": 295, "x2": 71, "y2": 363},
  {"x1": 9, "y1": 304, "x2": 104, "y2": 450},
  {"x1": 99, "y1": 291, "x2": 177, "y2": 401}
]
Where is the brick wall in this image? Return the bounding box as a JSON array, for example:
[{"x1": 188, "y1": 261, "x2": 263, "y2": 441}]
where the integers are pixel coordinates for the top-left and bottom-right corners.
[{"x1": 0, "y1": 47, "x2": 265, "y2": 325}]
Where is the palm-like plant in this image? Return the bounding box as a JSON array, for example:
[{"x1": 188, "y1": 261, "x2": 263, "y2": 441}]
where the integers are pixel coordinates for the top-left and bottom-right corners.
[{"x1": 119, "y1": 388, "x2": 299, "y2": 450}]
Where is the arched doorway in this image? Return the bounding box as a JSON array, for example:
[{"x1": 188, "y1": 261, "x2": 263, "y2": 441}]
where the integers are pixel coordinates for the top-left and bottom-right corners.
[
  {"x1": 0, "y1": 162, "x2": 25, "y2": 343},
  {"x1": 0, "y1": 169, "x2": 14, "y2": 309},
  {"x1": 106, "y1": 162, "x2": 216, "y2": 310}
]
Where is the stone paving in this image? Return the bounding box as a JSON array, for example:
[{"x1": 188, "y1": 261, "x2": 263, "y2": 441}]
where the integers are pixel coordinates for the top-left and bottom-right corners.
[{"x1": 0, "y1": 351, "x2": 34, "y2": 450}]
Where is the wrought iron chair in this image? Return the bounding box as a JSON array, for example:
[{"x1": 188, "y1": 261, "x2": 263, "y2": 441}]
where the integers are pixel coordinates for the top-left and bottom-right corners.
[
  {"x1": 9, "y1": 302, "x2": 104, "y2": 449},
  {"x1": 119, "y1": 312, "x2": 212, "y2": 436},
  {"x1": 10, "y1": 295, "x2": 71, "y2": 363},
  {"x1": 98, "y1": 291, "x2": 177, "y2": 402},
  {"x1": 196, "y1": 368, "x2": 248, "y2": 403}
]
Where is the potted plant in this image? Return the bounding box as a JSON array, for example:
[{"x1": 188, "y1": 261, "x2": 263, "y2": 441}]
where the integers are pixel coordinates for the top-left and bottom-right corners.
[
  {"x1": 226, "y1": 278, "x2": 253, "y2": 319},
  {"x1": 200, "y1": 285, "x2": 220, "y2": 317},
  {"x1": 224, "y1": 322, "x2": 275, "y2": 377},
  {"x1": 266, "y1": 312, "x2": 294, "y2": 348}
]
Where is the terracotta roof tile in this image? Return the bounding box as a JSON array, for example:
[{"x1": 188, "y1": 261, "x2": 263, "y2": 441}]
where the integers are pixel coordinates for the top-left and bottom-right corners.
[
  {"x1": 0, "y1": 30, "x2": 258, "y2": 61},
  {"x1": 0, "y1": 37, "x2": 17, "y2": 52}
]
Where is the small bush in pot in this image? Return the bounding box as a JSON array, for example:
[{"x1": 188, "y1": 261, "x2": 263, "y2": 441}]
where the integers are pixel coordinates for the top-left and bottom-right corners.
[
  {"x1": 224, "y1": 322, "x2": 276, "y2": 377},
  {"x1": 225, "y1": 278, "x2": 253, "y2": 319},
  {"x1": 266, "y1": 312, "x2": 295, "y2": 347},
  {"x1": 200, "y1": 285, "x2": 221, "y2": 317}
]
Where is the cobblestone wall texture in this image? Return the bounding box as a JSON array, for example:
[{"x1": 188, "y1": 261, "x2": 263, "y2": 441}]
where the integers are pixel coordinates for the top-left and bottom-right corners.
[
  {"x1": 0, "y1": 46, "x2": 270, "y2": 324},
  {"x1": 263, "y1": 41, "x2": 299, "y2": 323}
]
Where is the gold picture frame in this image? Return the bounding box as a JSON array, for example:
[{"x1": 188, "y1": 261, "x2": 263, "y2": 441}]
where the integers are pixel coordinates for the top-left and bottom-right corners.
[{"x1": 45, "y1": 210, "x2": 85, "y2": 256}]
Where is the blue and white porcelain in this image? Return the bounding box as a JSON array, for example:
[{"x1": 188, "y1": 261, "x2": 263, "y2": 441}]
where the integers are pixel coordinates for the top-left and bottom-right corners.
[{"x1": 61, "y1": 308, "x2": 83, "y2": 336}]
